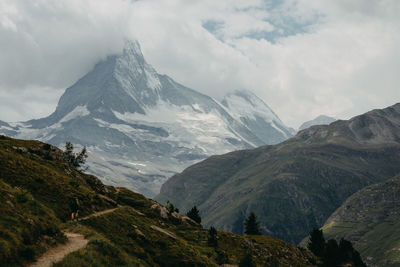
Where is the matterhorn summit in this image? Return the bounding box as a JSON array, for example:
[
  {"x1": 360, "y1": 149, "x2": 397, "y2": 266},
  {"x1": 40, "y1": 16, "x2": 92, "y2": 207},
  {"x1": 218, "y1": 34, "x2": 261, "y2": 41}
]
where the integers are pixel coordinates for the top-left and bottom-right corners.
[{"x1": 0, "y1": 40, "x2": 293, "y2": 196}]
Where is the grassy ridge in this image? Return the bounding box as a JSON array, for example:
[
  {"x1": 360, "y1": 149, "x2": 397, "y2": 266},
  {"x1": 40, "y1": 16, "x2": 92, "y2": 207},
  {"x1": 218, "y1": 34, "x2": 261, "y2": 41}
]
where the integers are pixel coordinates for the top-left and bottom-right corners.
[
  {"x1": 321, "y1": 174, "x2": 400, "y2": 266},
  {"x1": 0, "y1": 136, "x2": 114, "y2": 265},
  {"x1": 55, "y1": 205, "x2": 316, "y2": 266},
  {"x1": 0, "y1": 135, "x2": 316, "y2": 266},
  {"x1": 0, "y1": 180, "x2": 65, "y2": 265}
]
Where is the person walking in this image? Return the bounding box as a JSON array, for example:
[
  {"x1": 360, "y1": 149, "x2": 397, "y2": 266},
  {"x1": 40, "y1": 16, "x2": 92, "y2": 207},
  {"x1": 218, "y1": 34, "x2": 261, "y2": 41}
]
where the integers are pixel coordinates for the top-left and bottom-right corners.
[{"x1": 69, "y1": 197, "x2": 80, "y2": 221}]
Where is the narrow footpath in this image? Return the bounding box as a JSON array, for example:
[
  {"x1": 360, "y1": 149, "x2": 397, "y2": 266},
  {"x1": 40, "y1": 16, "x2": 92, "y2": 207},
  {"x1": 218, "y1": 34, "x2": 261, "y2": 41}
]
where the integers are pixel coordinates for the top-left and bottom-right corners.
[
  {"x1": 28, "y1": 207, "x2": 119, "y2": 267},
  {"x1": 28, "y1": 232, "x2": 88, "y2": 267}
]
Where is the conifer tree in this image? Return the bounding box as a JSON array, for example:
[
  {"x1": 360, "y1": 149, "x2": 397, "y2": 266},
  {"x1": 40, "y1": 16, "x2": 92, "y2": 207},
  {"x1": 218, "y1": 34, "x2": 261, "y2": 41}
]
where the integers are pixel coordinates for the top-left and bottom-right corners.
[
  {"x1": 244, "y1": 212, "x2": 261, "y2": 235},
  {"x1": 74, "y1": 147, "x2": 88, "y2": 168},
  {"x1": 307, "y1": 228, "x2": 325, "y2": 257},
  {"x1": 64, "y1": 142, "x2": 75, "y2": 163},
  {"x1": 186, "y1": 206, "x2": 201, "y2": 224},
  {"x1": 208, "y1": 226, "x2": 218, "y2": 247},
  {"x1": 166, "y1": 200, "x2": 179, "y2": 213},
  {"x1": 64, "y1": 142, "x2": 88, "y2": 169},
  {"x1": 324, "y1": 239, "x2": 340, "y2": 266},
  {"x1": 307, "y1": 229, "x2": 366, "y2": 267},
  {"x1": 338, "y1": 238, "x2": 366, "y2": 267}
]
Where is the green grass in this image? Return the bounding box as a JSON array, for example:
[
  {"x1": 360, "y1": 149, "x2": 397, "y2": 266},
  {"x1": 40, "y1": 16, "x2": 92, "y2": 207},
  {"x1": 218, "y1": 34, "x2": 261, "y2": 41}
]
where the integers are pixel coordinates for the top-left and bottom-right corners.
[
  {"x1": 157, "y1": 138, "x2": 400, "y2": 243},
  {"x1": 59, "y1": 206, "x2": 315, "y2": 266},
  {"x1": 0, "y1": 180, "x2": 66, "y2": 266},
  {"x1": 0, "y1": 135, "x2": 317, "y2": 266},
  {"x1": 322, "y1": 175, "x2": 400, "y2": 266}
]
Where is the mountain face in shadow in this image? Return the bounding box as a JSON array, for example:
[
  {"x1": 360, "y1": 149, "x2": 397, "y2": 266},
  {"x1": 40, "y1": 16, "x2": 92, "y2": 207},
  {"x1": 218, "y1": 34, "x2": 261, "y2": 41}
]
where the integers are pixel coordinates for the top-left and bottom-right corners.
[{"x1": 156, "y1": 103, "x2": 400, "y2": 243}]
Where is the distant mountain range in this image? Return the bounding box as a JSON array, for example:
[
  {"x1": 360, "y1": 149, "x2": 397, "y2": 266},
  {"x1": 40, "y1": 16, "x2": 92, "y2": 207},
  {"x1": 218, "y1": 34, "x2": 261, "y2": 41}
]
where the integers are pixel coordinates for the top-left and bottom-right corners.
[
  {"x1": 298, "y1": 115, "x2": 336, "y2": 131},
  {"x1": 156, "y1": 103, "x2": 400, "y2": 244},
  {"x1": 0, "y1": 40, "x2": 293, "y2": 197}
]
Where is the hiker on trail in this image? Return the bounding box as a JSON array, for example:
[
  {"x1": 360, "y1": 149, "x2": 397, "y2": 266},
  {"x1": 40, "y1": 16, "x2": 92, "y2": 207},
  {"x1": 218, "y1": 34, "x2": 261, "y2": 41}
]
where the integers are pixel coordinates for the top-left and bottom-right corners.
[{"x1": 69, "y1": 197, "x2": 80, "y2": 221}]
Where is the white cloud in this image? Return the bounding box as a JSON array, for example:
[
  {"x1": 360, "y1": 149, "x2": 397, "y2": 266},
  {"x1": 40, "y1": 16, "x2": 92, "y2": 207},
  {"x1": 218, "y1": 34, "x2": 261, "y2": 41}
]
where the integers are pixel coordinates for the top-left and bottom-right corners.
[{"x1": 0, "y1": 0, "x2": 399, "y2": 128}]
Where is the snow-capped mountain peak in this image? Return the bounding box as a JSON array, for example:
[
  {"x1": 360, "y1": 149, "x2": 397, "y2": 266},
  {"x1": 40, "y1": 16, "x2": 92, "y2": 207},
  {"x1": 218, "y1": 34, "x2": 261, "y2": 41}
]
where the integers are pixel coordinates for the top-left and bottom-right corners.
[
  {"x1": 0, "y1": 40, "x2": 293, "y2": 197},
  {"x1": 222, "y1": 90, "x2": 293, "y2": 144}
]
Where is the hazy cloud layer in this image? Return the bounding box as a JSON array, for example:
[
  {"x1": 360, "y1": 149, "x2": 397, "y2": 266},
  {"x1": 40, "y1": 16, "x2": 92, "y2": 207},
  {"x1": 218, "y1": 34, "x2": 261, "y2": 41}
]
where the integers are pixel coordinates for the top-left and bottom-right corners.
[{"x1": 1, "y1": 0, "x2": 399, "y2": 128}]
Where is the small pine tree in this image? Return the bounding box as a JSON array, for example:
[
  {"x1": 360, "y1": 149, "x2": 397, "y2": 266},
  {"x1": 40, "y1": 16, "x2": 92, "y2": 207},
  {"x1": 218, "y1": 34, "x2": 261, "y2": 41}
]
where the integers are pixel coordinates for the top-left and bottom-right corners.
[
  {"x1": 186, "y1": 206, "x2": 201, "y2": 224},
  {"x1": 324, "y1": 239, "x2": 340, "y2": 267},
  {"x1": 74, "y1": 146, "x2": 88, "y2": 168},
  {"x1": 64, "y1": 142, "x2": 75, "y2": 163},
  {"x1": 64, "y1": 142, "x2": 88, "y2": 169},
  {"x1": 239, "y1": 253, "x2": 256, "y2": 267},
  {"x1": 307, "y1": 229, "x2": 366, "y2": 267},
  {"x1": 166, "y1": 200, "x2": 179, "y2": 213},
  {"x1": 208, "y1": 226, "x2": 218, "y2": 247},
  {"x1": 338, "y1": 238, "x2": 366, "y2": 267},
  {"x1": 244, "y1": 212, "x2": 261, "y2": 235},
  {"x1": 307, "y1": 228, "x2": 325, "y2": 257}
]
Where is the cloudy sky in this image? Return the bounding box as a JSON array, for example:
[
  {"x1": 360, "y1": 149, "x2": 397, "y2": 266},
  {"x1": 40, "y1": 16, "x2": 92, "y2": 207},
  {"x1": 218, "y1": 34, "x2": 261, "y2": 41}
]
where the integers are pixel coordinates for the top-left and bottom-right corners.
[{"x1": 1, "y1": 0, "x2": 399, "y2": 128}]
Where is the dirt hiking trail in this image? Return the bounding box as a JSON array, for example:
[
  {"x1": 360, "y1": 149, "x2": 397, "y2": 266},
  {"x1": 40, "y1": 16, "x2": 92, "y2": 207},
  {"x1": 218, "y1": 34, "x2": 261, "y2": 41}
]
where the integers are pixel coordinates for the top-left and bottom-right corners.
[
  {"x1": 28, "y1": 232, "x2": 87, "y2": 267},
  {"x1": 28, "y1": 208, "x2": 119, "y2": 267},
  {"x1": 79, "y1": 207, "x2": 119, "y2": 220}
]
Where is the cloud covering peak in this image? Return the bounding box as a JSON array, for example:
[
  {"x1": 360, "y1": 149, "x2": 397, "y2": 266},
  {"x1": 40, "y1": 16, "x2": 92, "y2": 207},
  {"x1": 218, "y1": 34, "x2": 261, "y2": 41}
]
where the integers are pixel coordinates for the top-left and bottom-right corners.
[{"x1": 1, "y1": 0, "x2": 399, "y2": 127}]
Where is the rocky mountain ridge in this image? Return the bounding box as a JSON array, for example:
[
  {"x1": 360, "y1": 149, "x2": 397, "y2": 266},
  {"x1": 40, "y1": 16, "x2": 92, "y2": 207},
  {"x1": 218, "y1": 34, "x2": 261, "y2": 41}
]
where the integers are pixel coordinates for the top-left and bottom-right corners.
[
  {"x1": 298, "y1": 115, "x2": 336, "y2": 131},
  {"x1": 156, "y1": 103, "x2": 400, "y2": 244}
]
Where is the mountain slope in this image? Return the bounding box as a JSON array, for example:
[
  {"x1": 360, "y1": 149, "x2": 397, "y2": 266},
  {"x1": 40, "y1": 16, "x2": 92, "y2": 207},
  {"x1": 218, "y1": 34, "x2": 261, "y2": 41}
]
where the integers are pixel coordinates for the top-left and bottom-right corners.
[
  {"x1": 222, "y1": 90, "x2": 293, "y2": 144},
  {"x1": 0, "y1": 135, "x2": 316, "y2": 266},
  {"x1": 319, "y1": 174, "x2": 400, "y2": 267},
  {"x1": 0, "y1": 40, "x2": 292, "y2": 197},
  {"x1": 299, "y1": 115, "x2": 336, "y2": 131},
  {"x1": 156, "y1": 103, "x2": 400, "y2": 244}
]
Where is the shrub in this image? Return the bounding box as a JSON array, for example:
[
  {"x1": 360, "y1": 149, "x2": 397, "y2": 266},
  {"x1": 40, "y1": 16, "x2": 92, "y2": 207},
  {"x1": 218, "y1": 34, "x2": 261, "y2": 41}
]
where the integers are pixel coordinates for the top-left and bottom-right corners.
[
  {"x1": 239, "y1": 253, "x2": 255, "y2": 267},
  {"x1": 18, "y1": 246, "x2": 36, "y2": 261}
]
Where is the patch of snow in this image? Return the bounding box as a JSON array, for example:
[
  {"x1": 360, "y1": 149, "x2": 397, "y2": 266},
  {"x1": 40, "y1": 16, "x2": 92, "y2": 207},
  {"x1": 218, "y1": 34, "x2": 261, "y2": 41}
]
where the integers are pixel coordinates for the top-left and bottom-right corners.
[
  {"x1": 112, "y1": 100, "x2": 246, "y2": 155},
  {"x1": 6, "y1": 107, "x2": 88, "y2": 141},
  {"x1": 271, "y1": 121, "x2": 288, "y2": 137},
  {"x1": 114, "y1": 100, "x2": 237, "y2": 142},
  {"x1": 12, "y1": 123, "x2": 63, "y2": 140},
  {"x1": 0, "y1": 126, "x2": 13, "y2": 131},
  {"x1": 128, "y1": 162, "x2": 147, "y2": 167},
  {"x1": 59, "y1": 106, "x2": 90, "y2": 123},
  {"x1": 223, "y1": 93, "x2": 279, "y2": 123},
  {"x1": 145, "y1": 69, "x2": 161, "y2": 90},
  {"x1": 114, "y1": 71, "x2": 138, "y2": 102},
  {"x1": 41, "y1": 134, "x2": 56, "y2": 142}
]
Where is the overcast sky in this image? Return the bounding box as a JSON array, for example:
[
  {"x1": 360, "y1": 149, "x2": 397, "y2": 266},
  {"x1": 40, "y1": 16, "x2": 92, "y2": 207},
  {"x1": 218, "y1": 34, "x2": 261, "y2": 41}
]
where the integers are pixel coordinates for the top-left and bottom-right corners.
[{"x1": 1, "y1": 0, "x2": 399, "y2": 128}]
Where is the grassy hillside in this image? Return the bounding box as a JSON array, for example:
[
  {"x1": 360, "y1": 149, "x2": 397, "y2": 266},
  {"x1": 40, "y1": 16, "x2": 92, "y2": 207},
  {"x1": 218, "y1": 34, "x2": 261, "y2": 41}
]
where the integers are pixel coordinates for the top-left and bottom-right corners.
[
  {"x1": 320, "y1": 174, "x2": 400, "y2": 266},
  {"x1": 0, "y1": 135, "x2": 316, "y2": 266},
  {"x1": 156, "y1": 103, "x2": 400, "y2": 244}
]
